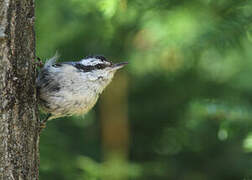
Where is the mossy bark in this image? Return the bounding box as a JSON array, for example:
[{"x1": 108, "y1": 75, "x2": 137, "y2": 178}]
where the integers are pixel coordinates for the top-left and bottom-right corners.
[{"x1": 0, "y1": 0, "x2": 39, "y2": 179}]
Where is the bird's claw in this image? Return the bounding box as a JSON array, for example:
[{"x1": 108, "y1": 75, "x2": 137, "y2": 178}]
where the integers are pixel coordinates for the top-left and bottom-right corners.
[
  {"x1": 39, "y1": 122, "x2": 47, "y2": 132},
  {"x1": 39, "y1": 113, "x2": 51, "y2": 132},
  {"x1": 35, "y1": 56, "x2": 44, "y2": 69}
]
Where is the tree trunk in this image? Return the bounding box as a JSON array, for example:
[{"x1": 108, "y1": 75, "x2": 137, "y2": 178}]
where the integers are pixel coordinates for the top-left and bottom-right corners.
[
  {"x1": 100, "y1": 72, "x2": 129, "y2": 180},
  {"x1": 0, "y1": 0, "x2": 39, "y2": 179}
]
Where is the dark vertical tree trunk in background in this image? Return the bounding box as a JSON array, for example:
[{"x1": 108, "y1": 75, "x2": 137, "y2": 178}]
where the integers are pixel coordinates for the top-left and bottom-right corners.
[
  {"x1": 100, "y1": 72, "x2": 129, "y2": 180},
  {"x1": 0, "y1": 0, "x2": 39, "y2": 179}
]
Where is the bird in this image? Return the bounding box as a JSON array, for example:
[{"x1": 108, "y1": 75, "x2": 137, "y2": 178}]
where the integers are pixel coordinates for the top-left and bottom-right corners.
[{"x1": 36, "y1": 54, "x2": 127, "y2": 127}]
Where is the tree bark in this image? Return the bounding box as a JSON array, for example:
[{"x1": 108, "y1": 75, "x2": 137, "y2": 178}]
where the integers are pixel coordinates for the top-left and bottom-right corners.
[{"x1": 0, "y1": 0, "x2": 39, "y2": 179}]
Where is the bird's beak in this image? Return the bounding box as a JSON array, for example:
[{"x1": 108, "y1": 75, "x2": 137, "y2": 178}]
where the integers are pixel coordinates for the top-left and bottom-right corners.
[{"x1": 111, "y1": 62, "x2": 128, "y2": 70}]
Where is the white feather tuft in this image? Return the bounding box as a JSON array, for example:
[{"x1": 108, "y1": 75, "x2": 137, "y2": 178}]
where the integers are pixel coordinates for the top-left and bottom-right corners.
[{"x1": 45, "y1": 52, "x2": 60, "y2": 67}]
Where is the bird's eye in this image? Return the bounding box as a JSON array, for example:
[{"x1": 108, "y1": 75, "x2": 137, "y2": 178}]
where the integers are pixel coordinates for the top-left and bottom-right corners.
[{"x1": 96, "y1": 64, "x2": 105, "y2": 69}]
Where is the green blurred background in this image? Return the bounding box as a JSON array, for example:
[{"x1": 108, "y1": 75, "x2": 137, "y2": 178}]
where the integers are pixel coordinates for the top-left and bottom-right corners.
[{"x1": 36, "y1": 0, "x2": 252, "y2": 179}]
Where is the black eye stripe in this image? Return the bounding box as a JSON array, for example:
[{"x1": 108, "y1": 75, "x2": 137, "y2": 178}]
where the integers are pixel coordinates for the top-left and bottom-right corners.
[
  {"x1": 52, "y1": 63, "x2": 62, "y2": 67},
  {"x1": 95, "y1": 64, "x2": 106, "y2": 69},
  {"x1": 75, "y1": 64, "x2": 95, "y2": 72},
  {"x1": 74, "y1": 63, "x2": 107, "y2": 72}
]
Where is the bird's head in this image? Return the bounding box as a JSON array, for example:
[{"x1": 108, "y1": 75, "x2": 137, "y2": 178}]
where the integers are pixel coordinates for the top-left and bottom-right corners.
[{"x1": 77, "y1": 55, "x2": 127, "y2": 84}]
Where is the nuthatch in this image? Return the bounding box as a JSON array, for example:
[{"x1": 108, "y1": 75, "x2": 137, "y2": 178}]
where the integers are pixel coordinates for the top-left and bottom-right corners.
[{"x1": 36, "y1": 54, "x2": 127, "y2": 124}]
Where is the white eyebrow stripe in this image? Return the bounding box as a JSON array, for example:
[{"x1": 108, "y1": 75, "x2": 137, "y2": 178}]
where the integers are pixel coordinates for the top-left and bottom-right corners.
[
  {"x1": 80, "y1": 58, "x2": 101, "y2": 66},
  {"x1": 80, "y1": 58, "x2": 111, "y2": 66}
]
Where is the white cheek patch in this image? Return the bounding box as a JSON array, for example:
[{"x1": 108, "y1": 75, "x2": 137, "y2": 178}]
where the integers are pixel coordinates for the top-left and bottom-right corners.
[
  {"x1": 86, "y1": 70, "x2": 111, "y2": 81},
  {"x1": 87, "y1": 74, "x2": 98, "y2": 81}
]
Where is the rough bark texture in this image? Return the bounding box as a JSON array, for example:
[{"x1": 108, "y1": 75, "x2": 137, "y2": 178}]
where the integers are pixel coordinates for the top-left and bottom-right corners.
[{"x1": 0, "y1": 0, "x2": 39, "y2": 179}]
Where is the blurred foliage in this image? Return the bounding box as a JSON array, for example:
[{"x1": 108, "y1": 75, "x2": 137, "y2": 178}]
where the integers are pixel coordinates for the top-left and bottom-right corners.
[{"x1": 36, "y1": 0, "x2": 252, "y2": 179}]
